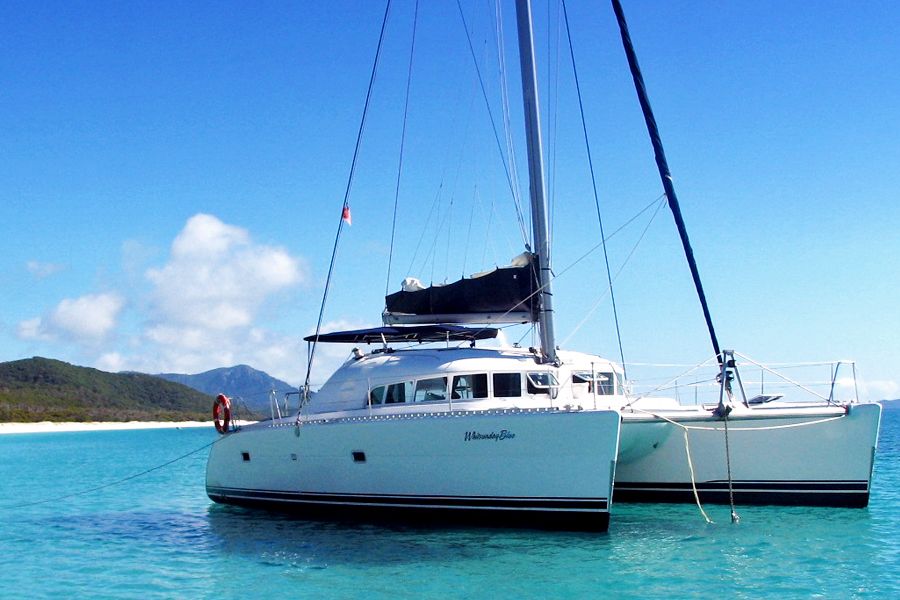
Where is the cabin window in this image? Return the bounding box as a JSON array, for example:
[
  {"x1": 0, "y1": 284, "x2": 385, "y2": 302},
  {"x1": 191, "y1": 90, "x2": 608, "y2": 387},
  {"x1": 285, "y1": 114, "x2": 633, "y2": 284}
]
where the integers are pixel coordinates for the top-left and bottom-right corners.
[
  {"x1": 384, "y1": 381, "x2": 413, "y2": 404},
  {"x1": 573, "y1": 372, "x2": 616, "y2": 395},
  {"x1": 369, "y1": 385, "x2": 387, "y2": 405},
  {"x1": 596, "y1": 372, "x2": 615, "y2": 395},
  {"x1": 526, "y1": 372, "x2": 558, "y2": 395},
  {"x1": 492, "y1": 373, "x2": 521, "y2": 398},
  {"x1": 451, "y1": 374, "x2": 488, "y2": 399},
  {"x1": 413, "y1": 377, "x2": 448, "y2": 403}
]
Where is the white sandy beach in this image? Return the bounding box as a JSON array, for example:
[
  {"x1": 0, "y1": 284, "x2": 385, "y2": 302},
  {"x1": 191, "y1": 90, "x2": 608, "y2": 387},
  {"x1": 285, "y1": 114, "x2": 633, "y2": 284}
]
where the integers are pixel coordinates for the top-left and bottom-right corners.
[{"x1": 0, "y1": 421, "x2": 254, "y2": 435}]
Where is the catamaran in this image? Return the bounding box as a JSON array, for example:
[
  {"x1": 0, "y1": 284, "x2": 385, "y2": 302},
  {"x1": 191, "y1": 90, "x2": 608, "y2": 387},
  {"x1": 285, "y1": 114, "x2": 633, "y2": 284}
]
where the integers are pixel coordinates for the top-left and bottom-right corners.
[{"x1": 207, "y1": 0, "x2": 882, "y2": 531}]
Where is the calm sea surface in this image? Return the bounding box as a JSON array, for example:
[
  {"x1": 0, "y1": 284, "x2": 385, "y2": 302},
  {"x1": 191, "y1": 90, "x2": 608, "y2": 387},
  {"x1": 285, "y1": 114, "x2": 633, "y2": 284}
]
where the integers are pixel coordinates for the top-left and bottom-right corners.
[{"x1": 1, "y1": 411, "x2": 897, "y2": 599}]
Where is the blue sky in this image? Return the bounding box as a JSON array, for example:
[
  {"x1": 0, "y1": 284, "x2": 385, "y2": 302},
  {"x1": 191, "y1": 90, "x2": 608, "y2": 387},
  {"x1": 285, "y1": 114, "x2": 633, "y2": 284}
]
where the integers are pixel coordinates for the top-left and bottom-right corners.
[{"x1": 2, "y1": 0, "x2": 898, "y2": 399}]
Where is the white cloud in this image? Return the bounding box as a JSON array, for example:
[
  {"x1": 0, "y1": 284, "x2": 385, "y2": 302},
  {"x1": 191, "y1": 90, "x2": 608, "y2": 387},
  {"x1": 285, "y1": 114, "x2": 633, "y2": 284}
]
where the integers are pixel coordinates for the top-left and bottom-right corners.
[
  {"x1": 109, "y1": 214, "x2": 312, "y2": 380},
  {"x1": 51, "y1": 294, "x2": 124, "y2": 339},
  {"x1": 16, "y1": 317, "x2": 47, "y2": 341},
  {"x1": 26, "y1": 260, "x2": 64, "y2": 279},
  {"x1": 145, "y1": 214, "x2": 307, "y2": 331},
  {"x1": 96, "y1": 352, "x2": 126, "y2": 372},
  {"x1": 17, "y1": 293, "x2": 124, "y2": 343},
  {"x1": 858, "y1": 379, "x2": 900, "y2": 401},
  {"x1": 16, "y1": 214, "x2": 315, "y2": 386}
]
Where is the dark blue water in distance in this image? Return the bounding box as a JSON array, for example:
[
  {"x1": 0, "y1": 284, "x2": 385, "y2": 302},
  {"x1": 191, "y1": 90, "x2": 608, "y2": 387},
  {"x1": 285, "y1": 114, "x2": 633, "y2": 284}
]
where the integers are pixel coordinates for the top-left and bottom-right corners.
[{"x1": 1, "y1": 411, "x2": 897, "y2": 598}]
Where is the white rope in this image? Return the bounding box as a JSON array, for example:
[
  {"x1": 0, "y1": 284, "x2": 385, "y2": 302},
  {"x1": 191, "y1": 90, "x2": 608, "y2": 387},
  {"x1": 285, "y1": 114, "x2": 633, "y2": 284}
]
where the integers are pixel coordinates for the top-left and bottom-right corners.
[
  {"x1": 681, "y1": 427, "x2": 713, "y2": 524},
  {"x1": 621, "y1": 404, "x2": 712, "y2": 523},
  {"x1": 622, "y1": 404, "x2": 846, "y2": 523},
  {"x1": 670, "y1": 415, "x2": 846, "y2": 432}
]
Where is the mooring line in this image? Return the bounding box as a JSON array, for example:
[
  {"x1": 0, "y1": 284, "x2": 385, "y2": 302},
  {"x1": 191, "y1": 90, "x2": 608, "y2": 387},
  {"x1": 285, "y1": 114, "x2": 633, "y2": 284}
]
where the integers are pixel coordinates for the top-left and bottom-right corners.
[{"x1": 1, "y1": 437, "x2": 220, "y2": 510}]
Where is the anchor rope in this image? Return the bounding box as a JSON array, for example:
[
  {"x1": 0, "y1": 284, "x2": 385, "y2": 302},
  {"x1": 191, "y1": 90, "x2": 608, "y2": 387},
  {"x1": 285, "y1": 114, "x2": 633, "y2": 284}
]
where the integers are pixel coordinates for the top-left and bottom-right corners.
[
  {"x1": 0, "y1": 437, "x2": 221, "y2": 510},
  {"x1": 722, "y1": 412, "x2": 740, "y2": 523}
]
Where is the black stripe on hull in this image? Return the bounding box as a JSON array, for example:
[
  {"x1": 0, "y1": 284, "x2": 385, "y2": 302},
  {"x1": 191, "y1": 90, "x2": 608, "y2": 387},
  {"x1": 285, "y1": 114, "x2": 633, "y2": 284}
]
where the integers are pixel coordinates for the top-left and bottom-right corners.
[
  {"x1": 207, "y1": 487, "x2": 610, "y2": 531},
  {"x1": 614, "y1": 481, "x2": 870, "y2": 508}
]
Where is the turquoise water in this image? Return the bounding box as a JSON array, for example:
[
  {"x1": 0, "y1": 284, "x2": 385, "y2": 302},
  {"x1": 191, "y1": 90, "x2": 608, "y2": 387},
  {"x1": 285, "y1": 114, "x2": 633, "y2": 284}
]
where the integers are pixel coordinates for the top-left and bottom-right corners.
[{"x1": 1, "y1": 412, "x2": 897, "y2": 599}]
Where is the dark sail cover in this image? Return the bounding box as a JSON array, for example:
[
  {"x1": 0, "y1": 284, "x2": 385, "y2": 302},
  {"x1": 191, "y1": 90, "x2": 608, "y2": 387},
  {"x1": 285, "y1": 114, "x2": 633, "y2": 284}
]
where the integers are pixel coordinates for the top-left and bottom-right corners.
[{"x1": 384, "y1": 263, "x2": 538, "y2": 324}]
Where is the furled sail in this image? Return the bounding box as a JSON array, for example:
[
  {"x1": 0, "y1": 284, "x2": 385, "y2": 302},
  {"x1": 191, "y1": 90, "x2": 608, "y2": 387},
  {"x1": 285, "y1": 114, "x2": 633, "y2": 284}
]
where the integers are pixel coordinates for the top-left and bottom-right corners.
[{"x1": 384, "y1": 253, "x2": 539, "y2": 325}]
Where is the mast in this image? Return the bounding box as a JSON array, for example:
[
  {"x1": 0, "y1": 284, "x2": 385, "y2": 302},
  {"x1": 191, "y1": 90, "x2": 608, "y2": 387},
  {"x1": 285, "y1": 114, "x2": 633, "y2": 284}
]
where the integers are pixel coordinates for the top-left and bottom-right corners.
[
  {"x1": 514, "y1": 0, "x2": 557, "y2": 364},
  {"x1": 610, "y1": 0, "x2": 722, "y2": 362}
]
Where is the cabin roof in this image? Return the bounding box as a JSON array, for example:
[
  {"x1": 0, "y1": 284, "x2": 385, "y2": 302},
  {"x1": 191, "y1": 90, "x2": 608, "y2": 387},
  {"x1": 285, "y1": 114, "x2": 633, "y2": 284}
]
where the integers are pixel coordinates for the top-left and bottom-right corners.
[{"x1": 319, "y1": 346, "x2": 619, "y2": 390}]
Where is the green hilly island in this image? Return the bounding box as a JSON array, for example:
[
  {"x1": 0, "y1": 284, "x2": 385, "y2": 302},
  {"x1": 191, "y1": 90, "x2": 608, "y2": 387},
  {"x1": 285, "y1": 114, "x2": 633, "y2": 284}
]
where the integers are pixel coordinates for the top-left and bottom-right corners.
[{"x1": 0, "y1": 357, "x2": 213, "y2": 422}]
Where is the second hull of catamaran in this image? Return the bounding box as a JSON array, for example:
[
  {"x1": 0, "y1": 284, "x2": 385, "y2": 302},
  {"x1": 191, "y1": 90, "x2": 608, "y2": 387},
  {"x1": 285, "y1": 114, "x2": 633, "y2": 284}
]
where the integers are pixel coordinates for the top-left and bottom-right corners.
[
  {"x1": 613, "y1": 401, "x2": 882, "y2": 507},
  {"x1": 556, "y1": 351, "x2": 882, "y2": 508},
  {"x1": 207, "y1": 347, "x2": 622, "y2": 531}
]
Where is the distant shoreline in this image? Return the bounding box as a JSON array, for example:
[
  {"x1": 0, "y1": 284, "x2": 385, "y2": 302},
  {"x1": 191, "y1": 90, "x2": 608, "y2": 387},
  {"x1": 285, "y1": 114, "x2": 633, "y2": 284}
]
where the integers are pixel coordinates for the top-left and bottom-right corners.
[{"x1": 0, "y1": 420, "x2": 254, "y2": 435}]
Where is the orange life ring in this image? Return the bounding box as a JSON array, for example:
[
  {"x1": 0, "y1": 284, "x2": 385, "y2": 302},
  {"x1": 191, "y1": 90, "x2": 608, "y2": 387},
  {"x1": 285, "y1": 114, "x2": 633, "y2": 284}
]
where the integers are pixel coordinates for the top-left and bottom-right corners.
[{"x1": 213, "y1": 394, "x2": 231, "y2": 434}]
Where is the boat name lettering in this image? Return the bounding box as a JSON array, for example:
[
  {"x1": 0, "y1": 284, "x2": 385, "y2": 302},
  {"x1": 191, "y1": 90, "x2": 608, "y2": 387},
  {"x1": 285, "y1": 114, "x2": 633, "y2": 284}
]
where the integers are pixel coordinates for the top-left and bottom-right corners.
[{"x1": 464, "y1": 429, "x2": 515, "y2": 442}]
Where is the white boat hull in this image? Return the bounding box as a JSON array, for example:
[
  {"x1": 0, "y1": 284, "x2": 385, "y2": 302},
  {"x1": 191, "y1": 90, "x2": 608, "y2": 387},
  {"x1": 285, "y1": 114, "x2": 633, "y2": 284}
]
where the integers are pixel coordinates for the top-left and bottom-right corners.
[
  {"x1": 613, "y1": 402, "x2": 882, "y2": 507},
  {"x1": 207, "y1": 408, "x2": 621, "y2": 531}
]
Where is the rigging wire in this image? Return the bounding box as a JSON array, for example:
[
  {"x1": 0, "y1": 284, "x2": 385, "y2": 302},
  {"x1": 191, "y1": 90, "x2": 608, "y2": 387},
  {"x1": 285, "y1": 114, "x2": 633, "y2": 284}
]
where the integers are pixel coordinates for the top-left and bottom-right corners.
[
  {"x1": 558, "y1": 193, "x2": 665, "y2": 280},
  {"x1": 547, "y1": 0, "x2": 562, "y2": 252},
  {"x1": 456, "y1": 0, "x2": 530, "y2": 247},
  {"x1": 408, "y1": 182, "x2": 444, "y2": 277},
  {"x1": 304, "y1": 0, "x2": 393, "y2": 396},
  {"x1": 419, "y1": 191, "x2": 452, "y2": 282},
  {"x1": 385, "y1": 0, "x2": 421, "y2": 296},
  {"x1": 559, "y1": 193, "x2": 666, "y2": 347},
  {"x1": 405, "y1": 61, "x2": 480, "y2": 282},
  {"x1": 479, "y1": 187, "x2": 499, "y2": 266},
  {"x1": 516, "y1": 323, "x2": 536, "y2": 347},
  {"x1": 455, "y1": 193, "x2": 666, "y2": 349},
  {"x1": 561, "y1": 0, "x2": 627, "y2": 378},
  {"x1": 443, "y1": 196, "x2": 455, "y2": 282},
  {"x1": 461, "y1": 184, "x2": 478, "y2": 276},
  {"x1": 492, "y1": 0, "x2": 529, "y2": 247}
]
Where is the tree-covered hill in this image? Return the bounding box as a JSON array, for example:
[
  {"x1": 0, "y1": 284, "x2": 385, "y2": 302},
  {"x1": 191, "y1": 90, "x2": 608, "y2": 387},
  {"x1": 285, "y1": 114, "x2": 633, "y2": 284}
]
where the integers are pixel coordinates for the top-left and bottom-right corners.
[
  {"x1": 0, "y1": 357, "x2": 214, "y2": 422},
  {"x1": 156, "y1": 364, "x2": 296, "y2": 415}
]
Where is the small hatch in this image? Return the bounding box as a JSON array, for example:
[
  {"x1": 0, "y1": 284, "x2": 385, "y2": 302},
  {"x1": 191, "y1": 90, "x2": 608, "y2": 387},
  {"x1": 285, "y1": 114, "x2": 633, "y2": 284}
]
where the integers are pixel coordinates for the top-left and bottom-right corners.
[
  {"x1": 352, "y1": 451, "x2": 366, "y2": 463},
  {"x1": 241, "y1": 452, "x2": 250, "y2": 462},
  {"x1": 747, "y1": 394, "x2": 783, "y2": 405}
]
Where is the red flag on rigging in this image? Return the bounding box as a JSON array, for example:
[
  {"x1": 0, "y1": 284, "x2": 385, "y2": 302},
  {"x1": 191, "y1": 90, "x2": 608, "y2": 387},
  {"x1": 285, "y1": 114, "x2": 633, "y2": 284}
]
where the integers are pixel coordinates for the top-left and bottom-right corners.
[{"x1": 341, "y1": 205, "x2": 352, "y2": 226}]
